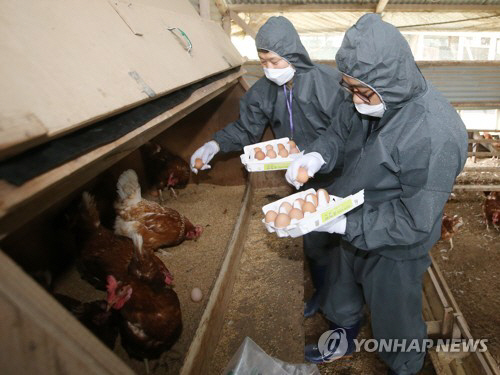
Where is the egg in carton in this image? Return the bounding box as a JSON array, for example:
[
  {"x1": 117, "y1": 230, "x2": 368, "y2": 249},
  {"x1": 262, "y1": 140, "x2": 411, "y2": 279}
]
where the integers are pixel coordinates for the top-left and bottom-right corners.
[
  {"x1": 239, "y1": 137, "x2": 301, "y2": 172},
  {"x1": 262, "y1": 188, "x2": 365, "y2": 238}
]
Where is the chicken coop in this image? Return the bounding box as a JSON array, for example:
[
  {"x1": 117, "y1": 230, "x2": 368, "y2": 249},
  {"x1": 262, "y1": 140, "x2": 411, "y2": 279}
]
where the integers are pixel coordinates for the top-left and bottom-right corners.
[{"x1": 1, "y1": 1, "x2": 500, "y2": 375}]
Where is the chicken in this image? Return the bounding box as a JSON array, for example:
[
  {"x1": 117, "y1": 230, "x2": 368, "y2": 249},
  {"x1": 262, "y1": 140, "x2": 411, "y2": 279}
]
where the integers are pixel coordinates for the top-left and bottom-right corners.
[
  {"x1": 73, "y1": 192, "x2": 173, "y2": 289},
  {"x1": 483, "y1": 193, "x2": 500, "y2": 231},
  {"x1": 72, "y1": 192, "x2": 134, "y2": 289},
  {"x1": 441, "y1": 214, "x2": 463, "y2": 250},
  {"x1": 114, "y1": 169, "x2": 203, "y2": 251},
  {"x1": 54, "y1": 293, "x2": 119, "y2": 349},
  {"x1": 141, "y1": 142, "x2": 190, "y2": 201}
]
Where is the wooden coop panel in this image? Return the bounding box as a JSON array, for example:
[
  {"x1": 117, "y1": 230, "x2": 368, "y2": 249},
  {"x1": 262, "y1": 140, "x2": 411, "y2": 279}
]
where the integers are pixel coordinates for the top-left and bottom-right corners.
[{"x1": 0, "y1": 0, "x2": 243, "y2": 160}]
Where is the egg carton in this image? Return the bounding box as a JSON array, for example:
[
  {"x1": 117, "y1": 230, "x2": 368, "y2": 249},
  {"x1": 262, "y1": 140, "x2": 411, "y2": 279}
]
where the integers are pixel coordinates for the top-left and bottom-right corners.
[
  {"x1": 239, "y1": 137, "x2": 301, "y2": 172},
  {"x1": 262, "y1": 189, "x2": 365, "y2": 238}
]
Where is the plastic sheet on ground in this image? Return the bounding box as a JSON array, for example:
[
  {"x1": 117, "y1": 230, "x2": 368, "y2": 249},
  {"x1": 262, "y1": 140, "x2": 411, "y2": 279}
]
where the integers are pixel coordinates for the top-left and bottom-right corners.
[{"x1": 222, "y1": 337, "x2": 320, "y2": 375}]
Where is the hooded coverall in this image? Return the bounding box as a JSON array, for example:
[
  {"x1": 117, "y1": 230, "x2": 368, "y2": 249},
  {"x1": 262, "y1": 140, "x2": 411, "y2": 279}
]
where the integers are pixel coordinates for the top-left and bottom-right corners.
[
  {"x1": 213, "y1": 16, "x2": 350, "y2": 273},
  {"x1": 305, "y1": 14, "x2": 468, "y2": 374}
]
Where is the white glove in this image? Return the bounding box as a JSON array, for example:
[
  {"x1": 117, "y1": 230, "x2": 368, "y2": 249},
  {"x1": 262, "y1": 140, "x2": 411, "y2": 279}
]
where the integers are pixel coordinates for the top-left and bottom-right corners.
[
  {"x1": 285, "y1": 152, "x2": 326, "y2": 190},
  {"x1": 190, "y1": 140, "x2": 220, "y2": 174},
  {"x1": 315, "y1": 215, "x2": 347, "y2": 234}
]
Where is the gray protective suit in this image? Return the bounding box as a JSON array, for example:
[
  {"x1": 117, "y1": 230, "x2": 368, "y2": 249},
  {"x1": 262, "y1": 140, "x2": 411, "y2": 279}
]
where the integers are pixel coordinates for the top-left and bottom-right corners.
[
  {"x1": 213, "y1": 16, "x2": 349, "y2": 267},
  {"x1": 306, "y1": 14, "x2": 468, "y2": 373}
]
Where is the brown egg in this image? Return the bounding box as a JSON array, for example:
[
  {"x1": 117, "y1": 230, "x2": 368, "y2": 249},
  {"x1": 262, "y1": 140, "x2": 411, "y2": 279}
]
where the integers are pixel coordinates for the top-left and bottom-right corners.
[
  {"x1": 267, "y1": 149, "x2": 277, "y2": 159},
  {"x1": 265, "y1": 210, "x2": 278, "y2": 223},
  {"x1": 295, "y1": 198, "x2": 305, "y2": 208},
  {"x1": 277, "y1": 143, "x2": 285, "y2": 150},
  {"x1": 317, "y1": 189, "x2": 330, "y2": 204},
  {"x1": 296, "y1": 167, "x2": 309, "y2": 184},
  {"x1": 280, "y1": 201, "x2": 293, "y2": 214},
  {"x1": 254, "y1": 147, "x2": 262, "y2": 153},
  {"x1": 289, "y1": 208, "x2": 304, "y2": 220},
  {"x1": 289, "y1": 140, "x2": 296, "y2": 148},
  {"x1": 303, "y1": 202, "x2": 316, "y2": 213},
  {"x1": 194, "y1": 158, "x2": 204, "y2": 170},
  {"x1": 278, "y1": 148, "x2": 289, "y2": 158},
  {"x1": 266, "y1": 144, "x2": 274, "y2": 150},
  {"x1": 289, "y1": 147, "x2": 300, "y2": 154},
  {"x1": 255, "y1": 151, "x2": 266, "y2": 160},
  {"x1": 274, "y1": 213, "x2": 291, "y2": 228},
  {"x1": 306, "y1": 193, "x2": 318, "y2": 206}
]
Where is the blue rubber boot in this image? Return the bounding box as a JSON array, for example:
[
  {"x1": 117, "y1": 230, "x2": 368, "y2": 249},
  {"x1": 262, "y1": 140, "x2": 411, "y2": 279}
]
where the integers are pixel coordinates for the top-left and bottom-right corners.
[
  {"x1": 305, "y1": 320, "x2": 361, "y2": 364},
  {"x1": 304, "y1": 262, "x2": 327, "y2": 318}
]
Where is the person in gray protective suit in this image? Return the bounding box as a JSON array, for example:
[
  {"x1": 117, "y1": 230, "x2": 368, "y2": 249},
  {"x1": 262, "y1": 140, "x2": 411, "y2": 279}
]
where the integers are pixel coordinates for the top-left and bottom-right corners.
[
  {"x1": 190, "y1": 16, "x2": 352, "y2": 318},
  {"x1": 285, "y1": 14, "x2": 468, "y2": 374}
]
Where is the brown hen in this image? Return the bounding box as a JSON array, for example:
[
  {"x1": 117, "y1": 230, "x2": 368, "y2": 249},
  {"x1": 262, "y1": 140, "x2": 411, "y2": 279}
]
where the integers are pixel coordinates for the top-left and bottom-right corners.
[
  {"x1": 114, "y1": 169, "x2": 203, "y2": 251},
  {"x1": 483, "y1": 193, "x2": 500, "y2": 231},
  {"x1": 441, "y1": 214, "x2": 463, "y2": 250},
  {"x1": 141, "y1": 142, "x2": 190, "y2": 201}
]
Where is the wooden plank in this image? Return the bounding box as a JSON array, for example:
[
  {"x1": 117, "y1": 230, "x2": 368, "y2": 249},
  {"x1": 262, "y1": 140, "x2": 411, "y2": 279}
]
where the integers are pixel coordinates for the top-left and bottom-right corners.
[
  {"x1": 214, "y1": 0, "x2": 228, "y2": 14},
  {"x1": 468, "y1": 152, "x2": 499, "y2": 156},
  {"x1": 0, "y1": 112, "x2": 49, "y2": 162},
  {"x1": 427, "y1": 320, "x2": 443, "y2": 336},
  {"x1": 0, "y1": 0, "x2": 243, "y2": 158},
  {"x1": 227, "y1": 3, "x2": 500, "y2": 13},
  {"x1": 180, "y1": 175, "x2": 254, "y2": 375},
  {"x1": 423, "y1": 269, "x2": 446, "y2": 322},
  {"x1": 453, "y1": 185, "x2": 500, "y2": 192},
  {"x1": 468, "y1": 139, "x2": 500, "y2": 144},
  {"x1": 431, "y1": 257, "x2": 464, "y2": 313},
  {"x1": 0, "y1": 69, "x2": 244, "y2": 238},
  {"x1": 199, "y1": 0, "x2": 210, "y2": 19},
  {"x1": 0, "y1": 250, "x2": 134, "y2": 375},
  {"x1": 462, "y1": 167, "x2": 500, "y2": 173},
  {"x1": 375, "y1": 0, "x2": 390, "y2": 14},
  {"x1": 229, "y1": 10, "x2": 257, "y2": 39}
]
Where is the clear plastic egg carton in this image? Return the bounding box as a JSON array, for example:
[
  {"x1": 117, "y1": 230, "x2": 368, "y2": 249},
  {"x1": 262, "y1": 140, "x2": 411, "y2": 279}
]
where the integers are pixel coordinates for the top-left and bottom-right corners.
[
  {"x1": 239, "y1": 137, "x2": 301, "y2": 172},
  {"x1": 262, "y1": 188, "x2": 365, "y2": 238}
]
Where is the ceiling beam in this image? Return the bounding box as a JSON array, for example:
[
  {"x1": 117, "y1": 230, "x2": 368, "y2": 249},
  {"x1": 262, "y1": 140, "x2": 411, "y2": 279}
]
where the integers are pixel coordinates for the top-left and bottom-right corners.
[
  {"x1": 214, "y1": 0, "x2": 228, "y2": 15},
  {"x1": 227, "y1": 4, "x2": 500, "y2": 13},
  {"x1": 229, "y1": 10, "x2": 257, "y2": 39},
  {"x1": 376, "y1": 0, "x2": 390, "y2": 14}
]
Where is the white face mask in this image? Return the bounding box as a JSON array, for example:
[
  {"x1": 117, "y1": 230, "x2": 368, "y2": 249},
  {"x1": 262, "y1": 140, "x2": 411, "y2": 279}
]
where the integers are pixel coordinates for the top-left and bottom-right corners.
[
  {"x1": 263, "y1": 66, "x2": 295, "y2": 86},
  {"x1": 354, "y1": 102, "x2": 385, "y2": 118}
]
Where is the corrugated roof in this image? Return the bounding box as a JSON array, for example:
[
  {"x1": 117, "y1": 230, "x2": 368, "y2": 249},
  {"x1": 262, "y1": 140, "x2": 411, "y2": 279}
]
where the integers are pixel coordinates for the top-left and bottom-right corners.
[{"x1": 242, "y1": 61, "x2": 500, "y2": 108}]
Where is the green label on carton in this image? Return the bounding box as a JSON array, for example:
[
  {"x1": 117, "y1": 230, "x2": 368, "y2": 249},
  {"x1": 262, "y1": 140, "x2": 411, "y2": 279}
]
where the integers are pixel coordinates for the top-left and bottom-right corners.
[
  {"x1": 264, "y1": 162, "x2": 291, "y2": 170},
  {"x1": 321, "y1": 199, "x2": 353, "y2": 223}
]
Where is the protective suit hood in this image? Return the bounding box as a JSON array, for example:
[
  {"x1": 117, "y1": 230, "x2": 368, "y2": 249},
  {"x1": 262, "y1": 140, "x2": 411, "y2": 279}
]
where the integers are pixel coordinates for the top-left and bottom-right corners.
[
  {"x1": 336, "y1": 14, "x2": 427, "y2": 109},
  {"x1": 255, "y1": 16, "x2": 314, "y2": 71}
]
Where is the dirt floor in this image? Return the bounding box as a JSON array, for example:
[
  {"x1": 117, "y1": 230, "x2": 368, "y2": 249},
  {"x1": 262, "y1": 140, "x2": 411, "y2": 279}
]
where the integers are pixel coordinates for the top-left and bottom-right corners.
[
  {"x1": 210, "y1": 186, "x2": 305, "y2": 375},
  {"x1": 53, "y1": 183, "x2": 245, "y2": 375}
]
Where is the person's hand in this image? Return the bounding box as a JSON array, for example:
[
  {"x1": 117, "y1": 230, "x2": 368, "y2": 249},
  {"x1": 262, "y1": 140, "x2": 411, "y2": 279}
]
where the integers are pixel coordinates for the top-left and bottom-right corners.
[
  {"x1": 315, "y1": 215, "x2": 347, "y2": 234},
  {"x1": 190, "y1": 141, "x2": 220, "y2": 174},
  {"x1": 285, "y1": 152, "x2": 326, "y2": 189}
]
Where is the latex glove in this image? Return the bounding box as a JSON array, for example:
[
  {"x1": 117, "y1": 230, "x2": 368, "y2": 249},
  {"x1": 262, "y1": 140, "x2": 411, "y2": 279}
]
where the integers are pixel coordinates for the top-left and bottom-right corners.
[
  {"x1": 190, "y1": 140, "x2": 220, "y2": 174},
  {"x1": 285, "y1": 152, "x2": 326, "y2": 190},
  {"x1": 315, "y1": 215, "x2": 347, "y2": 234}
]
